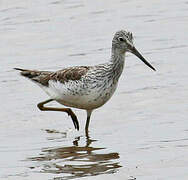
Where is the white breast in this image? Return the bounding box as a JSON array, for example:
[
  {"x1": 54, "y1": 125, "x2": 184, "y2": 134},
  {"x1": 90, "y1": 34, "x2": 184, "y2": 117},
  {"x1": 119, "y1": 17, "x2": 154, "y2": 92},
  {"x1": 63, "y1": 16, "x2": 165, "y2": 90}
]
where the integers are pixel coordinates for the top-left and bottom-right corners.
[{"x1": 40, "y1": 79, "x2": 118, "y2": 110}]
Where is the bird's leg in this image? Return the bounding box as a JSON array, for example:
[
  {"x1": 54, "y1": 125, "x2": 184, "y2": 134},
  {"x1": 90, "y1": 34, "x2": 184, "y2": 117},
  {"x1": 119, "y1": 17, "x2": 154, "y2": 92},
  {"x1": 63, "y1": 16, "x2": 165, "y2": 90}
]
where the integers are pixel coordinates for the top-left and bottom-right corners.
[
  {"x1": 37, "y1": 99, "x2": 79, "y2": 130},
  {"x1": 85, "y1": 110, "x2": 93, "y2": 134}
]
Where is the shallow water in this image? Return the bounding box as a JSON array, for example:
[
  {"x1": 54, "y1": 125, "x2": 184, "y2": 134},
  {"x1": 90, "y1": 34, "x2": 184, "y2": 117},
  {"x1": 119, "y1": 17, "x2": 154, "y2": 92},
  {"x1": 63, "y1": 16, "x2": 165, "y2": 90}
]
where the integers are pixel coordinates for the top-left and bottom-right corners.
[{"x1": 1, "y1": 0, "x2": 188, "y2": 179}]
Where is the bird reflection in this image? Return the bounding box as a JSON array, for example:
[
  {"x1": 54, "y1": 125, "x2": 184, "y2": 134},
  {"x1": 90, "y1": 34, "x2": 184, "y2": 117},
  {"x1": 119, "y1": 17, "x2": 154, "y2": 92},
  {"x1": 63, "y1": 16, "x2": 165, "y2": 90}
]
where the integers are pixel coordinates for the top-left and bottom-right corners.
[{"x1": 28, "y1": 130, "x2": 121, "y2": 179}]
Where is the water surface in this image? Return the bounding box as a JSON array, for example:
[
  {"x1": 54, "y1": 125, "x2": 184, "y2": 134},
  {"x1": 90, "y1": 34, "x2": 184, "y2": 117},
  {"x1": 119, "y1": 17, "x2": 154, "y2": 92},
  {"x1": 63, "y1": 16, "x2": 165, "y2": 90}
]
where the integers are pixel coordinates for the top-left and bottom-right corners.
[{"x1": 1, "y1": 0, "x2": 188, "y2": 179}]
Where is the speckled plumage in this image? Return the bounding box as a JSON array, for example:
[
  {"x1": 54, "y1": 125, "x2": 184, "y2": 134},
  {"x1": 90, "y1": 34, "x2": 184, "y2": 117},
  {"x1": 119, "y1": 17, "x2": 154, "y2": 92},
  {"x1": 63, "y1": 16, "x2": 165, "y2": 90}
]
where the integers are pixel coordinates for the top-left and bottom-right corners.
[{"x1": 15, "y1": 30, "x2": 155, "y2": 132}]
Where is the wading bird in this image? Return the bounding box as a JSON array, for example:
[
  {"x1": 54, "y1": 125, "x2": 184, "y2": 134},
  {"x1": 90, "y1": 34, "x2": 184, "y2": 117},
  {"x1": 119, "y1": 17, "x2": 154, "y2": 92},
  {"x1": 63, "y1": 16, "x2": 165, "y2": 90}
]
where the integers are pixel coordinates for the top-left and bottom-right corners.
[{"x1": 15, "y1": 30, "x2": 155, "y2": 133}]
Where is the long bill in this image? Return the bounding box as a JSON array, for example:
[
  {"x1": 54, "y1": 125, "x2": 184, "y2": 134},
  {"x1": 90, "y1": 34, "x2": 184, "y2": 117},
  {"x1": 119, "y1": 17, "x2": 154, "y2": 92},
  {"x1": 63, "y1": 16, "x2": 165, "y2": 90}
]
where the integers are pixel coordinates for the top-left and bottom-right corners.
[{"x1": 131, "y1": 47, "x2": 156, "y2": 71}]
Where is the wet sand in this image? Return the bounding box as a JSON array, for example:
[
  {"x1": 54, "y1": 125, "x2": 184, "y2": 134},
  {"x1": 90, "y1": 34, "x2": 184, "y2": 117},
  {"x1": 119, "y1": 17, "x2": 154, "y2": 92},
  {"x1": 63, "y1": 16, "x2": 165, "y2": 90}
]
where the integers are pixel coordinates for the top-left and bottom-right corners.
[{"x1": 1, "y1": 0, "x2": 188, "y2": 179}]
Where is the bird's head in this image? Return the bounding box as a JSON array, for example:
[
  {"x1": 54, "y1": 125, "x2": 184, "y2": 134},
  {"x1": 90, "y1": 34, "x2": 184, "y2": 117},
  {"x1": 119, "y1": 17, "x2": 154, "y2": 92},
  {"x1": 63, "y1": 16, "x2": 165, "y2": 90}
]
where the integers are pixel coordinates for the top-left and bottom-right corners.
[{"x1": 112, "y1": 30, "x2": 156, "y2": 71}]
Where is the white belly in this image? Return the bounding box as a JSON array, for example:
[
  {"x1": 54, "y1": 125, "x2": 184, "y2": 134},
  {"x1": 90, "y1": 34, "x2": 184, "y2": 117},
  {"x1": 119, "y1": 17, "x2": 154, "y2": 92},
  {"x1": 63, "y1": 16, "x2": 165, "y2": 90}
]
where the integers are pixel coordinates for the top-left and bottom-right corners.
[{"x1": 41, "y1": 79, "x2": 118, "y2": 110}]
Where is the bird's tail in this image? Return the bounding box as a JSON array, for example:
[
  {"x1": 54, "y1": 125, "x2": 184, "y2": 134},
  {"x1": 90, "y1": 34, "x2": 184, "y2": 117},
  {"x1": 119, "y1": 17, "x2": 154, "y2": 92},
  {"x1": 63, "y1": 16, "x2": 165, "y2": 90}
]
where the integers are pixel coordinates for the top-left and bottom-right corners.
[
  {"x1": 14, "y1": 68, "x2": 41, "y2": 79},
  {"x1": 14, "y1": 68, "x2": 52, "y2": 86}
]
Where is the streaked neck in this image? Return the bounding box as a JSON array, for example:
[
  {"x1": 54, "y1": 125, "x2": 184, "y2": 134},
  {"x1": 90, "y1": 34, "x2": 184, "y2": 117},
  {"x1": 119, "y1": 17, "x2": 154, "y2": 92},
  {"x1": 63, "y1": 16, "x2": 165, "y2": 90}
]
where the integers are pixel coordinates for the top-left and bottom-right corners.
[{"x1": 110, "y1": 47, "x2": 126, "y2": 81}]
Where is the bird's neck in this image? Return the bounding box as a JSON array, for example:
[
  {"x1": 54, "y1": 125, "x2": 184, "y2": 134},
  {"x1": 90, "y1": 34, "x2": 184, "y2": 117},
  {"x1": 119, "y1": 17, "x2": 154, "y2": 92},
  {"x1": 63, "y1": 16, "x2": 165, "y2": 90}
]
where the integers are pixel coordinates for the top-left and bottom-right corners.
[{"x1": 109, "y1": 47, "x2": 126, "y2": 81}]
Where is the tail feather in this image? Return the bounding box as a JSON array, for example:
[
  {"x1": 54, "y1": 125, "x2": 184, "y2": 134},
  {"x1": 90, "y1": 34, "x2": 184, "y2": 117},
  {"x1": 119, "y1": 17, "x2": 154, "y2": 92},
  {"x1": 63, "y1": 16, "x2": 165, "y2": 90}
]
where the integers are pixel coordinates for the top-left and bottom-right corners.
[
  {"x1": 14, "y1": 68, "x2": 41, "y2": 78},
  {"x1": 14, "y1": 68, "x2": 52, "y2": 86},
  {"x1": 14, "y1": 68, "x2": 26, "y2": 71}
]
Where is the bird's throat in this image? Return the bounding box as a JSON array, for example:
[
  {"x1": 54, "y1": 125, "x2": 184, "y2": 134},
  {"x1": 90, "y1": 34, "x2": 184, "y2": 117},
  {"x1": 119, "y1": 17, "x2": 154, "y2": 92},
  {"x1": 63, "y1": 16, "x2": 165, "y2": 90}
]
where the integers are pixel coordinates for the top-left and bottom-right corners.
[{"x1": 110, "y1": 48, "x2": 126, "y2": 81}]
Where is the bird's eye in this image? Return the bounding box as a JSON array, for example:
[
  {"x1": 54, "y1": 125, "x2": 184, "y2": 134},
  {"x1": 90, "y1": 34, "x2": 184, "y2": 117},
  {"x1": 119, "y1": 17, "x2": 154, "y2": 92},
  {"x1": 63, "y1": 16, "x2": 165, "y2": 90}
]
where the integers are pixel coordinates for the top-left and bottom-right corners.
[{"x1": 118, "y1": 37, "x2": 124, "y2": 42}]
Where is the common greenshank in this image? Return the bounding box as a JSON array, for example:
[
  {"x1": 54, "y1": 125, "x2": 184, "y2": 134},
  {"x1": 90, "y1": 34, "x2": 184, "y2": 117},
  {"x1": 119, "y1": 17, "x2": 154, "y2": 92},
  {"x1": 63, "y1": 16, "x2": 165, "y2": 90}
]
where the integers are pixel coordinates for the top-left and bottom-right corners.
[{"x1": 15, "y1": 30, "x2": 155, "y2": 133}]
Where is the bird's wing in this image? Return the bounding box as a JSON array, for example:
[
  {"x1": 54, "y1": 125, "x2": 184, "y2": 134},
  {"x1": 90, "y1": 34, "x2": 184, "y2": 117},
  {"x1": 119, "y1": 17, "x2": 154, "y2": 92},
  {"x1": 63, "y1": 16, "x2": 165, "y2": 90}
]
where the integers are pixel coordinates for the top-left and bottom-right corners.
[{"x1": 14, "y1": 66, "x2": 90, "y2": 86}]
